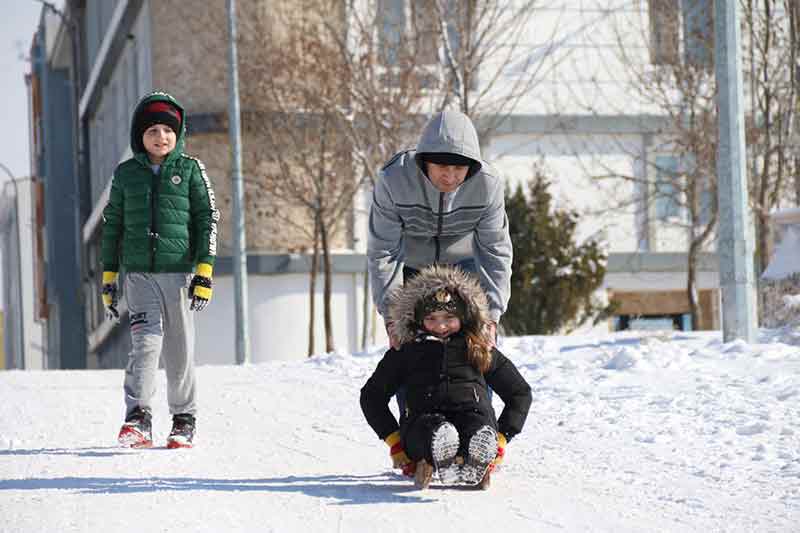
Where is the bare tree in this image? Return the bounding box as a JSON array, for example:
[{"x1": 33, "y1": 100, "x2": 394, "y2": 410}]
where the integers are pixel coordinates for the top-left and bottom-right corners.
[
  {"x1": 431, "y1": 0, "x2": 560, "y2": 139},
  {"x1": 789, "y1": 0, "x2": 800, "y2": 204},
  {"x1": 744, "y1": 0, "x2": 799, "y2": 274},
  {"x1": 332, "y1": 0, "x2": 564, "y2": 345},
  {"x1": 237, "y1": 1, "x2": 433, "y2": 354},
  {"x1": 576, "y1": 0, "x2": 720, "y2": 328},
  {"x1": 556, "y1": 0, "x2": 797, "y2": 328},
  {"x1": 235, "y1": 2, "x2": 354, "y2": 354},
  {"x1": 235, "y1": 0, "x2": 565, "y2": 352}
]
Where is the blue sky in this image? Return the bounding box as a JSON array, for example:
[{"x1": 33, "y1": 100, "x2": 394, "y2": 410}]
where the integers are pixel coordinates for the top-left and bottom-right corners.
[{"x1": 0, "y1": 2, "x2": 57, "y2": 182}]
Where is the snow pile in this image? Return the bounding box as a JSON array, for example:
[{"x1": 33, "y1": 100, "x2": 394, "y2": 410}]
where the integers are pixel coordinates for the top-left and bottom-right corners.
[{"x1": 1, "y1": 331, "x2": 799, "y2": 532}]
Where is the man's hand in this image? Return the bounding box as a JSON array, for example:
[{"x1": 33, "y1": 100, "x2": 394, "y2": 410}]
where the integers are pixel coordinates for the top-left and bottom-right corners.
[
  {"x1": 189, "y1": 263, "x2": 213, "y2": 312},
  {"x1": 102, "y1": 271, "x2": 120, "y2": 321},
  {"x1": 385, "y1": 320, "x2": 401, "y2": 350}
]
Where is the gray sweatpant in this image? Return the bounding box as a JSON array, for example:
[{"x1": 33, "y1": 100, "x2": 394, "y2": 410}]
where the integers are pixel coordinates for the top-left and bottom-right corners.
[{"x1": 123, "y1": 272, "x2": 197, "y2": 416}]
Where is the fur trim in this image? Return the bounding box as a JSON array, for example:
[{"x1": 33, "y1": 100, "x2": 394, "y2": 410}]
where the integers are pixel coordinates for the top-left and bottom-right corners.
[{"x1": 388, "y1": 265, "x2": 490, "y2": 345}]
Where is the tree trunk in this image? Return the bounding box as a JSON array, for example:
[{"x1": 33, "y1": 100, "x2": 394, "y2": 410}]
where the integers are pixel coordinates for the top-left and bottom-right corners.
[
  {"x1": 361, "y1": 262, "x2": 369, "y2": 350},
  {"x1": 790, "y1": 0, "x2": 800, "y2": 204},
  {"x1": 308, "y1": 215, "x2": 320, "y2": 357},
  {"x1": 320, "y1": 218, "x2": 334, "y2": 353},
  {"x1": 687, "y1": 239, "x2": 702, "y2": 330}
]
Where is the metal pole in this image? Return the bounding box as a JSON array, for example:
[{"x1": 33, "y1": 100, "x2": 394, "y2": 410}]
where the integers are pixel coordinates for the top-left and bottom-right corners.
[
  {"x1": 226, "y1": 0, "x2": 250, "y2": 365},
  {"x1": 0, "y1": 162, "x2": 25, "y2": 369},
  {"x1": 714, "y1": 0, "x2": 758, "y2": 342}
]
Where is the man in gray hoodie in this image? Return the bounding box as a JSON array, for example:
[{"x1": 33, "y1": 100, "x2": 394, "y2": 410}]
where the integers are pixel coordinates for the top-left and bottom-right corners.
[{"x1": 368, "y1": 110, "x2": 513, "y2": 347}]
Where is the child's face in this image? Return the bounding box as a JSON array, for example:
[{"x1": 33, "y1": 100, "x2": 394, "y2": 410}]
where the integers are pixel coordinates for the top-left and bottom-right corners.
[
  {"x1": 422, "y1": 310, "x2": 462, "y2": 339},
  {"x1": 142, "y1": 124, "x2": 176, "y2": 163},
  {"x1": 426, "y1": 162, "x2": 469, "y2": 193}
]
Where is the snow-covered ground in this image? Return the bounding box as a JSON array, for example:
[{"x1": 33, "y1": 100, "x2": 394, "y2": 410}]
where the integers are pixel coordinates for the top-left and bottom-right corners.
[{"x1": 1, "y1": 330, "x2": 799, "y2": 532}]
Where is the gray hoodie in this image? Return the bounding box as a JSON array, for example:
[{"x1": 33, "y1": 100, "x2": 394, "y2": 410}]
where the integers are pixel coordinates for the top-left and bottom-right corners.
[{"x1": 367, "y1": 110, "x2": 512, "y2": 322}]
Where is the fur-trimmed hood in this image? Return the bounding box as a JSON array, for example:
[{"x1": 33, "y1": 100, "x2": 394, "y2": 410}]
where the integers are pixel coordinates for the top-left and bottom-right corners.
[{"x1": 388, "y1": 265, "x2": 491, "y2": 345}]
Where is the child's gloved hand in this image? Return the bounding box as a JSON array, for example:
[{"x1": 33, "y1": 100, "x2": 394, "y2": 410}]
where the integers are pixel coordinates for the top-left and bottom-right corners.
[
  {"x1": 385, "y1": 431, "x2": 415, "y2": 476},
  {"x1": 189, "y1": 263, "x2": 213, "y2": 311},
  {"x1": 491, "y1": 432, "x2": 507, "y2": 471},
  {"x1": 102, "y1": 271, "x2": 120, "y2": 321}
]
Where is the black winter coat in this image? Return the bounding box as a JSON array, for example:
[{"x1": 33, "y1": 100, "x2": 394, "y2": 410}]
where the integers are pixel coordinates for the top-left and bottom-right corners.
[{"x1": 360, "y1": 333, "x2": 532, "y2": 442}]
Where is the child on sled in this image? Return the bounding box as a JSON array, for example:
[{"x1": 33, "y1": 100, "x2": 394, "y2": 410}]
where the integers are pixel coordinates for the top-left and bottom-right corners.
[{"x1": 360, "y1": 265, "x2": 532, "y2": 489}]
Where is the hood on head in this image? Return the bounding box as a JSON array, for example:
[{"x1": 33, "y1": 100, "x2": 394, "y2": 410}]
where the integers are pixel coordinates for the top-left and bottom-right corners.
[
  {"x1": 388, "y1": 265, "x2": 490, "y2": 345},
  {"x1": 414, "y1": 110, "x2": 483, "y2": 180},
  {"x1": 129, "y1": 91, "x2": 186, "y2": 155}
]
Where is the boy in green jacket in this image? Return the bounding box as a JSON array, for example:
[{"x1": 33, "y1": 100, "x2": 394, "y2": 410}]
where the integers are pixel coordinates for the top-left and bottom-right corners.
[{"x1": 101, "y1": 91, "x2": 220, "y2": 449}]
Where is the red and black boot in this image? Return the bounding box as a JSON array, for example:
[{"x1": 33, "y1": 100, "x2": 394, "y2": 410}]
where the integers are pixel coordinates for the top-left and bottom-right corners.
[
  {"x1": 166, "y1": 413, "x2": 195, "y2": 449},
  {"x1": 117, "y1": 406, "x2": 153, "y2": 448}
]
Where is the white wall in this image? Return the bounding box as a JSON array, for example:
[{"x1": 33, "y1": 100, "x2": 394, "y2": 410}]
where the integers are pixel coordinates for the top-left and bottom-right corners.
[
  {"x1": 1, "y1": 178, "x2": 45, "y2": 369},
  {"x1": 480, "y1": 1, "x2": 656, "y2": 116},
  {"x1": 193, "y1": 271, "x2": 388, "y2": 365},
  {"x1": 487, "y1": 132, "x2": 645, "y2": 252},
  {"x1": 604, "y1": 271, "x2": 720, "y2": 293}
]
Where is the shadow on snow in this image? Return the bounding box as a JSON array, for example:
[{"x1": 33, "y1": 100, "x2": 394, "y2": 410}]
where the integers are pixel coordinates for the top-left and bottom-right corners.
[
  {"x1": 0, "y1": 473, "x2": 436, "y2": 504},
  {"x1": 0, "y1": 446, "x2": 131, "y2": 458}
]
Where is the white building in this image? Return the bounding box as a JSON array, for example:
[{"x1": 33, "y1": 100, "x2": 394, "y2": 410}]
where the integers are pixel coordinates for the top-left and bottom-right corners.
[
  {"x1": 481, "y1": 1, "x2": 721, "y2": 332},
  {"x1": 0, "y1": 177, "x2": 46, "y2": 369},
  {"x1": 30, "y1": 1, "x2": 735, "y2": 369}
]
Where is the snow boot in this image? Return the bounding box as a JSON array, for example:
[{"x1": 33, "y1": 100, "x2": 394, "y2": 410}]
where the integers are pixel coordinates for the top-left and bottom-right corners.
[
  {"x1": 414, "y1": 459, "x2": 434, "y2": 489},
  {"x1": 427, "y1": 422, "x2": 461, "y2": 484},
  {"x1": 166, "y1": 413, "x2": 196, "y2": 449},
  {"x1": 477, "y1": 467, "x2": 492, "y2": 490},
  {"x1": 430, "y1": 422, "x2": 459, "y2": 470},
  {"x1": 462, "y1": 425, "x2": 497, "y2": 486},
  {"x1": 118, "y1": 406, "x2": 153, "y2": 448}
]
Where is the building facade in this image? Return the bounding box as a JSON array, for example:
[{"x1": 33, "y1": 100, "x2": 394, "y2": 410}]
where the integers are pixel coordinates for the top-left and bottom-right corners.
[
  {"x1": 27, "y1": 0, "x2": 768, "y2": 369},
  {"x1": 30, "y1": 0, "x2": 372, "y2": 368},
  {"x1": 481, "y1": 1, "x2": 722, "y2": 332},
  {"x1": 26, "y1": 6, "x2": 86, "y2": 369}
]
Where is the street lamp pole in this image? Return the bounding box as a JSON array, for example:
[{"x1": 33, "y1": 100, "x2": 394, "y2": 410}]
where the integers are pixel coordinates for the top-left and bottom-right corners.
[
  {"x1": 226, "y1": 0, "x2": 251, "y2": 365},
  {"x1": 714, "y1": 0, "x2": 758, "y2": 342},
  {"x1": 0, "y1": 162, "x2": 25, "y2": 369}
]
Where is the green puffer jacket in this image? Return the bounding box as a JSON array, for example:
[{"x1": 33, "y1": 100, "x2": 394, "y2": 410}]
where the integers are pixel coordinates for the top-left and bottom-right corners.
[{"x1": 101, "y1": 92, "x2": 220, "y2": 273}]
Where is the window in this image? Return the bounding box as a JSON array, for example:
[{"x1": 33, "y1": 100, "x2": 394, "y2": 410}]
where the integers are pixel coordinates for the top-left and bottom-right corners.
[
  {"x1": 681, "y1": 0, "x2": 713, "y2": 68},
  {"x1": 378, "y1": 0, "x2": 440, "y2": 66},
  {"x1": 648, "y1": 0, "x2": 679, "y2": 65},
  {"x1": 654, "y1": 155, "x2": 683, "y2": 221},
  {"x1": 378, "y1": 0, "x2": 405, "y2": 66},
  {"x1": 410, "y1": 0, "x2": 438, "y2": 66}
]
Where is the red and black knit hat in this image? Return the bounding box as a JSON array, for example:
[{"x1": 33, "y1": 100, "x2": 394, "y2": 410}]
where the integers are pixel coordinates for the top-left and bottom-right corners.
[{"x1": 134, "y1": 101, "x2": 182, "y2": 141}]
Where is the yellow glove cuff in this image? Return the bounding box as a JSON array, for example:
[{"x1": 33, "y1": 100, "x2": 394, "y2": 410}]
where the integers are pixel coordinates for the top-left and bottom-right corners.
[
  {"x1": 196, "y1": 263, "x2": 213, "y2": 278},
  {"x1": 102, "y1": 271, "x2": 118, "y2": 284},
  {"x1": 498, "y1": 433, "x2": 507, "y2": 448},
  {"x1": 384, "y1": 431, "x2": 401, "y2": 448}
]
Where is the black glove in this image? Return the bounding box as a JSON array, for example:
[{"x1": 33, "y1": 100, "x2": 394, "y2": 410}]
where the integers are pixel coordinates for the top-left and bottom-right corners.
[
  {"x1": 189, "y1": 274, "x2": 212, "y2": 312},
  {"x1": 102, "y1": 271, "x2": 120, "y2": 321}
]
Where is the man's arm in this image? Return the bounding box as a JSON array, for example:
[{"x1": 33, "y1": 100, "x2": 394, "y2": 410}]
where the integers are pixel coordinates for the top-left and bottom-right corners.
[
  {"x1": 367, "y1": 174, "x2": 404, "y2": 318},
  {"x1": 474, "y1": 179, "x2": 513, "y2": 323}
]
